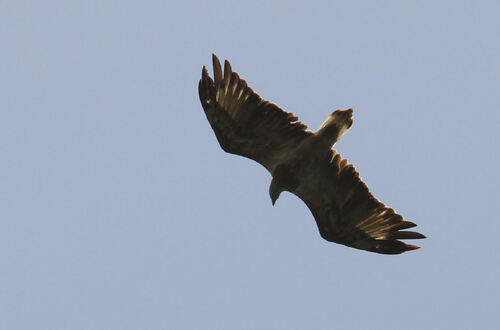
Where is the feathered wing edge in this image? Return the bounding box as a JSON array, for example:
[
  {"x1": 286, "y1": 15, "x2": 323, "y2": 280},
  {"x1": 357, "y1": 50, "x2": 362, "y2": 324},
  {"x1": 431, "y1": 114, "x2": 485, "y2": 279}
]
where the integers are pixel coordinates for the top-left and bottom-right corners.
[
  {"x1": 298, "y1": 150, "x2": 426, "y2": 255},
  {"x1": 198, "y1": 54, "x2": 312, "y2": 172}
]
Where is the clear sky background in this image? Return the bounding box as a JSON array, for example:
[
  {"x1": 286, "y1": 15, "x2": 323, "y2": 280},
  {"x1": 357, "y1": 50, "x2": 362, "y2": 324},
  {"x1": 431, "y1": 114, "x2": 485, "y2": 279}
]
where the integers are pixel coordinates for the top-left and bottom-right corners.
[{"x1": 1, "y1": 1, "x2": 499, "y2": 329}]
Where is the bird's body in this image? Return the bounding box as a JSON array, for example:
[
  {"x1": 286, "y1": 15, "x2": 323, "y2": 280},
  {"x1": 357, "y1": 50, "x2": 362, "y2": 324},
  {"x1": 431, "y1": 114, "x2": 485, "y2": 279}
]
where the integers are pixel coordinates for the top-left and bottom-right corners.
[{"x1": 199, "y1": 54, "x2": 425, "y2": 254}]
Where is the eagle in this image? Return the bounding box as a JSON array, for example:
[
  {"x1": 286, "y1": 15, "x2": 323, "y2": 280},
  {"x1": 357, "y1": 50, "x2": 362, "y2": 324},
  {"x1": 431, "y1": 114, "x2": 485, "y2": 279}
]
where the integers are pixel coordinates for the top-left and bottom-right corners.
[{"x1": 198, "y1": 54, "x2": 425, "y2": 254}]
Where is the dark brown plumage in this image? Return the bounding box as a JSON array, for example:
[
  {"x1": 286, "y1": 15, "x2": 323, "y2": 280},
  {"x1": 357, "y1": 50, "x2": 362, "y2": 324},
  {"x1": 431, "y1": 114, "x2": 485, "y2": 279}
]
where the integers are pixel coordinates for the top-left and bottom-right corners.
[{"x1": 199, "y1": 54, "x2": 425, "y2": 254}]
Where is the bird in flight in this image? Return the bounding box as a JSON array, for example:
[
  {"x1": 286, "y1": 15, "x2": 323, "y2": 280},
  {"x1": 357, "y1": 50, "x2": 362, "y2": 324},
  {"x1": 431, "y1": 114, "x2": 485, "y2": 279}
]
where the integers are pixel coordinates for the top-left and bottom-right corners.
[{"x1": 198, "y1": 54, "x2": 425, "y2": 254}]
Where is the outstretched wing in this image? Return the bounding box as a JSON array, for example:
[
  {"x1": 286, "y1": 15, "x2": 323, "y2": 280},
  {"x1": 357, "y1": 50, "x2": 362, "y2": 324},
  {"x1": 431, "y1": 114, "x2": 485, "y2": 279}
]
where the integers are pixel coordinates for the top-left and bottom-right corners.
[
  {"x1": 294, "y1": 149, "x2": 425, "y2": 254},
  {"x1": 199, "y1": 54, "x2": 312, "y2": 172}
]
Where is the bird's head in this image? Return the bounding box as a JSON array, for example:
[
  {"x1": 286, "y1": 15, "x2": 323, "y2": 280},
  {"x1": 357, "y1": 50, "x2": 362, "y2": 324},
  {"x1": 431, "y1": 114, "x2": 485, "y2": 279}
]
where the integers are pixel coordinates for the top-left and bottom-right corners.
[
  {"x1": 316, "y1": 108, "x2": 354, "y2": 146},
  {"x1": 329, "y1": 108, "x2": 354, "y2": 130}
]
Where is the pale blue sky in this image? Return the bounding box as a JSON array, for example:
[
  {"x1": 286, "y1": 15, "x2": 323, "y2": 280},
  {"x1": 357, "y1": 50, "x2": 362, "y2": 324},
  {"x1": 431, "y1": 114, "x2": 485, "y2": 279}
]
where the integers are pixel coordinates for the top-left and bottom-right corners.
[{"x1": 1, "y1": 1, "x2": 499, "y2": 329}]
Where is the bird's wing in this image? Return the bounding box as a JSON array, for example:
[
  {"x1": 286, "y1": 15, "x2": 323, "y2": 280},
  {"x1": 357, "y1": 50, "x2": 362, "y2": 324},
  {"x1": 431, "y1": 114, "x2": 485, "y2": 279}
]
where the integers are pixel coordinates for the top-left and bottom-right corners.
[
  {"x1": 199, "y1": 54, "x2": 313, "y2": 172},
  {"x1": 293, "y1": 149, "x2": 425, "y2": 254}
]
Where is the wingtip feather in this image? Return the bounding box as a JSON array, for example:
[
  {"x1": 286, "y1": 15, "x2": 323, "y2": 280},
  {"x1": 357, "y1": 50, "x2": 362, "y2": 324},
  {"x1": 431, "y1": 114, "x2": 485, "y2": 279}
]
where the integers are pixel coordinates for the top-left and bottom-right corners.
[
  {"x1": 405, "y1": 244, "x2": 421, "y2": 251},
  {"x1": 223, "y1": 59, "x2": 232, "y2": 84},
  {"x1": 212, "y1": 54, "x2": 222, "y2": 83},
  {"x1": 389, "y1": 231, "x2": 427, "y2": 240},
  {"x1": 372, "y1": 239, "x2": 423, "y2": 254}
]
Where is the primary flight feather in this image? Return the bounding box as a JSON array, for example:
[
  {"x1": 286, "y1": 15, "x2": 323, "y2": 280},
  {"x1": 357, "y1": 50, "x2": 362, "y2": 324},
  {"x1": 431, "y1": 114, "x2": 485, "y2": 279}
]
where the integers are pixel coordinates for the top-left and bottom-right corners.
[{"x1": 199, "y1": 54, "x2": 425, "y2": 254}]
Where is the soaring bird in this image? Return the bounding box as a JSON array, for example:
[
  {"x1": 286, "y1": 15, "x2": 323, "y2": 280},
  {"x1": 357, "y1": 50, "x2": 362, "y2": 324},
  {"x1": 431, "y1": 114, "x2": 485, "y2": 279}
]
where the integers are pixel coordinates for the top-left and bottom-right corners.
[{"x1": 198, "y1": 54, "x2": 425, "y2": 254}]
